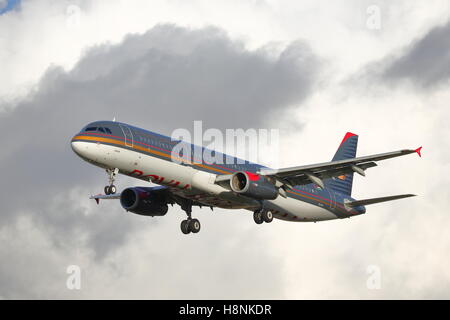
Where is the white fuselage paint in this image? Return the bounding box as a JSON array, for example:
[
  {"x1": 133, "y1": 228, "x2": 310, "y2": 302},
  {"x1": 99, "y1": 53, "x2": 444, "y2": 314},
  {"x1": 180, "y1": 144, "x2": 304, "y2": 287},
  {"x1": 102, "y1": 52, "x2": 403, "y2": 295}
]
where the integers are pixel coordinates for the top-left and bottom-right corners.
[{"x1": 72, "y1": 141, "x2": 338, "y2": 222}]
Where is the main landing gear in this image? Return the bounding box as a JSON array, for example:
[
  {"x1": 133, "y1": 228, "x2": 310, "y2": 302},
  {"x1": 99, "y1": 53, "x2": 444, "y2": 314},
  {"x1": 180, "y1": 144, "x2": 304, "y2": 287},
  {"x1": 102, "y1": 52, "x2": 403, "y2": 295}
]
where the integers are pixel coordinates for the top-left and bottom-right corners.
[
  {"x1": 253, "y1": 208, "x2": 273, "y2": 225},
  {"x1": 104, "y1": 168, "x2": 119, "y2": 195},
  {"x1": 180, "y1": 199, "x2": 201, "y2": 235}
]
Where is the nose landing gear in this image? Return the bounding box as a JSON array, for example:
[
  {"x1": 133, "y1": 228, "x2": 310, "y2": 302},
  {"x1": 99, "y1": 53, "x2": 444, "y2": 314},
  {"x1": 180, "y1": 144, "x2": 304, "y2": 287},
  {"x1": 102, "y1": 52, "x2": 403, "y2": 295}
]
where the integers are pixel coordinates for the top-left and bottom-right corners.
[{"x1": 104, "y1": 168, "x2": 119, "y2": 195}]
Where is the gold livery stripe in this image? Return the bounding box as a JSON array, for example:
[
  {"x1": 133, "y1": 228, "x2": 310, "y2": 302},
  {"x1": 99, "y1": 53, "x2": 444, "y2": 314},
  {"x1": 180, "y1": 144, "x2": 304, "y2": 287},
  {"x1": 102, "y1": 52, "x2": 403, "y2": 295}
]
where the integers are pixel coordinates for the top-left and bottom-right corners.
[{"x1": 72, "y1": 135, "x2": 230, "y2": 175}]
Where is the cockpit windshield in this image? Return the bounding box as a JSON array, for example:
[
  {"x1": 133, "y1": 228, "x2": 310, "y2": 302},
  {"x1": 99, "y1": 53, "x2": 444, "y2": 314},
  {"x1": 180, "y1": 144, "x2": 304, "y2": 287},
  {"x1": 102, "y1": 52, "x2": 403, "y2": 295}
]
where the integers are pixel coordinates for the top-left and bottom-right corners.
[{"x1": 84, "y1": 126, "x2": 112, "y2": 134}]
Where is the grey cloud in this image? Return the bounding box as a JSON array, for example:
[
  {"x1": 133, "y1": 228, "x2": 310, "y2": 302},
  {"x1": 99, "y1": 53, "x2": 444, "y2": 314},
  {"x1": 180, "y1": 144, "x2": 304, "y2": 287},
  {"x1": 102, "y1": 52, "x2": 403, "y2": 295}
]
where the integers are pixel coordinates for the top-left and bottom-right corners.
[
  {"x1": 377, "y1": 20, "x2": 450, "y2": 88},
  {"x1": 69, "y1": 25, "x2": 319, "y2": 131},
  {"x1": 0, "y1": 24, "x2": 320, "y2": 298}
]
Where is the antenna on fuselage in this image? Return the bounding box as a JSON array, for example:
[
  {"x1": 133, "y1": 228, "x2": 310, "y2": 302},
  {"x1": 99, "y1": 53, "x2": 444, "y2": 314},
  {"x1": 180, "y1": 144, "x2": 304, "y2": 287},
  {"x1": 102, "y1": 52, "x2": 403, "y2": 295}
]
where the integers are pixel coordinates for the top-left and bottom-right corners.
[{"x1": 113, "y1": 117, "x2": 116, "y2": 122}]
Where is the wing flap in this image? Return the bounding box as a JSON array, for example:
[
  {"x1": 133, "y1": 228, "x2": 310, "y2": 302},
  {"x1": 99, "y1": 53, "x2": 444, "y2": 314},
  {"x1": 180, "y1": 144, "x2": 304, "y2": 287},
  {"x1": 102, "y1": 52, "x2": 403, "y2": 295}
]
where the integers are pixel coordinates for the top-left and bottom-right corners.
[{"x1": 281, "y1": 162, "x2": 377, "y2": 186}]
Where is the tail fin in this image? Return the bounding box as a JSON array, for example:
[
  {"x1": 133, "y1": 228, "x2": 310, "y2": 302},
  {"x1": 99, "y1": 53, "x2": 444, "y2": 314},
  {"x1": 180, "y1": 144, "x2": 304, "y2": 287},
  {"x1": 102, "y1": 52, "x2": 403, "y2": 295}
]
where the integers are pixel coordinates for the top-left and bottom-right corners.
[{"x1": 327, "y1": 132, "x2": 358, "y2": 196}]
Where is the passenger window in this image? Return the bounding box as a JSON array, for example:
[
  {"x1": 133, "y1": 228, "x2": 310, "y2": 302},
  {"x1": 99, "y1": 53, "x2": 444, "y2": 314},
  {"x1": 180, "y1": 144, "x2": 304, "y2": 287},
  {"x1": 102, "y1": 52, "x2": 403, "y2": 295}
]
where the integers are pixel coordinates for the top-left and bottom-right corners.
[{"x1": 85, "y1": 127, "x2": 97, "y2": 132}]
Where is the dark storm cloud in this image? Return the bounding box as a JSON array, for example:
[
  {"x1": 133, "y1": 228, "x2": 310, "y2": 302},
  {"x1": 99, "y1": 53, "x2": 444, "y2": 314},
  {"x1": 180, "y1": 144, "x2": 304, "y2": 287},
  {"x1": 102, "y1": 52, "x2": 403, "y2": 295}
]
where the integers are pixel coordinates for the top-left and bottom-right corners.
[
  {"x1": 375, "y1": 20, "x2": 450, "y2": 88},
  {"x1": 0, "y1": 24, "x2": 320, "y2": 297},
  {"x1": 68, "y1": 25, "x2": 319, "y2": 131}
]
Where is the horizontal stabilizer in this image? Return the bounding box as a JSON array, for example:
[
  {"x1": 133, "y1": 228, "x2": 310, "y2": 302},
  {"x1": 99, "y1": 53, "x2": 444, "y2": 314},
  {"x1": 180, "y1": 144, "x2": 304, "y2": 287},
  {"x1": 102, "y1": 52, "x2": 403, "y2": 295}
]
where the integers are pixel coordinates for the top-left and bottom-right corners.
[{"x1": 347, "y1": 194, "x2": 416, "y2": 207}]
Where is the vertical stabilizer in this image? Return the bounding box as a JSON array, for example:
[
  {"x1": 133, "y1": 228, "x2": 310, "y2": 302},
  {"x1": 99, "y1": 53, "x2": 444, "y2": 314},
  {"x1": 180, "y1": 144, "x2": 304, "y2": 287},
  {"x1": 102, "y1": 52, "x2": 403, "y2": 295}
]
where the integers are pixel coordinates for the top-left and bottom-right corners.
[{"x1": 327, "y1": 132, "x2": 358, "y2": 196}]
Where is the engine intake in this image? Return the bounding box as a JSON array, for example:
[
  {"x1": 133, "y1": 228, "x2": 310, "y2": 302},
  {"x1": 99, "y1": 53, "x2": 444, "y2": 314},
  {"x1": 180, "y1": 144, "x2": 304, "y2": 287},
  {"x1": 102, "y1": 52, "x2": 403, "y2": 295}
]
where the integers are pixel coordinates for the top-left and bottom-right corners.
[
  {"x1": 230, "y1": 171, "x2": 278, "y2": 200},
  {"x1": 120, "y1": 187, "x2": 169, "y2": 216}
]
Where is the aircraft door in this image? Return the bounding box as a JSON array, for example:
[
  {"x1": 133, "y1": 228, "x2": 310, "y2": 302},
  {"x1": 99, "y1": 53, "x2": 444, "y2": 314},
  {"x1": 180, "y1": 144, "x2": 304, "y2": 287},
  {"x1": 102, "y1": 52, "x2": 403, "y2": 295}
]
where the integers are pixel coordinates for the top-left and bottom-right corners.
[{"x1": 119, "y1": 124, "x2": 133, "y2": 147}]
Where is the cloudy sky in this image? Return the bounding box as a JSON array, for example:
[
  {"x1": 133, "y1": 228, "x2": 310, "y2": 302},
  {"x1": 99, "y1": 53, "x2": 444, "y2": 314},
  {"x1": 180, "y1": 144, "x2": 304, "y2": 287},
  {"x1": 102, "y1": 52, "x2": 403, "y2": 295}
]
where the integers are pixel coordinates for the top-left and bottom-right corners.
[{"x1": 0, "y1": 0, "x2": 449, "y2": 299}]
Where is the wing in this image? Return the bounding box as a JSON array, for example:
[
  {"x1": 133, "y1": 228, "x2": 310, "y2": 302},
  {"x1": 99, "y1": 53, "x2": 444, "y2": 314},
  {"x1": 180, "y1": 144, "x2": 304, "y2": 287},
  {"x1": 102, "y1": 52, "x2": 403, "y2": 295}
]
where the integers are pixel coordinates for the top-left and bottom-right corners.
[
  {"x1": 89, "y1": 185, "x2": 170, "y2": 204},
  {"x1": 257, "y1": 148, "x2": 421, "y2": 189},
  {"x1": 90, "y1": 193, "x2": 121, "y2": 204},
  {"x1": 89, "y1": 186, "x2": 209, "y2": 209}
]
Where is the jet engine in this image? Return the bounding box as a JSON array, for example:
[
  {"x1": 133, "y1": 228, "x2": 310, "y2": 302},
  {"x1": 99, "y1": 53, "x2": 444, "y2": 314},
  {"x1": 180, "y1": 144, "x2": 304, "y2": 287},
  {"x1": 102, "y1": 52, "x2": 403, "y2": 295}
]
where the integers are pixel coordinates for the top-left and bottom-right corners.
[
  {"x1": 120, "y1": 187, "x2": 169, "y2": 216},
  {"x1": 230, "y1": 171, "x2": 278, "y2": 200}
]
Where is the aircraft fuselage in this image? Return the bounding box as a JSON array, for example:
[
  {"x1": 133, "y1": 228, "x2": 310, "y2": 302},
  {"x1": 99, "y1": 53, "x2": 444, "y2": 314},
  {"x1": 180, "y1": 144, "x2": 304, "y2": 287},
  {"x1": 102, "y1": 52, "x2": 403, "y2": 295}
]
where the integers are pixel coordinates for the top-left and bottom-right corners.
[{"x1": 71, "y1": 121, "x2": 365, "y2": 222}]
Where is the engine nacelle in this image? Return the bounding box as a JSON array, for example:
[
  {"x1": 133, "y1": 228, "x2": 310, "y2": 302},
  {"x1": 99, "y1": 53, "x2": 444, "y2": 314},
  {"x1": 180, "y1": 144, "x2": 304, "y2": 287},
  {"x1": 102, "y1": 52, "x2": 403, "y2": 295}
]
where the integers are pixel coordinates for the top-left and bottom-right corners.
[
  {"x1": 230, "y1": 171, "x2": 278, "y2": 200},
  {"x1": 120, "y1": 187, "x2": 169, "y2": 216}
]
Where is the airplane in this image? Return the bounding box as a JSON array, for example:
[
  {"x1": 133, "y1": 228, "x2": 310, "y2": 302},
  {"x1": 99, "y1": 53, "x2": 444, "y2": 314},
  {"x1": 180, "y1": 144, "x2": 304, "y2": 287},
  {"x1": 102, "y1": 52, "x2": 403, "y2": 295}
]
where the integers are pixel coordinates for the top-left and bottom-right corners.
[{"x1": 71, "y1": 121, "x2": 422, "y2": 234}]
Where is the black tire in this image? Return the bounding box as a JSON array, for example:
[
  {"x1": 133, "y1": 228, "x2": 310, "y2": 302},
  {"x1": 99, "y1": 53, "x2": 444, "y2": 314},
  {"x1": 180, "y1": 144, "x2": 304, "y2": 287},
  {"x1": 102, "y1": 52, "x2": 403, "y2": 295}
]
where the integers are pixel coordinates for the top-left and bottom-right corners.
[
  {"x1": 181, "y1": 220, "x2": 190, "y2": 234},
  {"x1": 104, "y1": 186, "x2": 110, "y2": 195},
  {"x1": 253, "y1": 211, "x2": 263, "y2": 224},
  {"x1": 189, "y1": 219, "x2": 201, "y2": 233},
  {"x1": 262, "y1": 210, "x2": 273, "y2": 223},
  {"x1": 110, "y1": 185, "x2": 117, "y2": 194}
]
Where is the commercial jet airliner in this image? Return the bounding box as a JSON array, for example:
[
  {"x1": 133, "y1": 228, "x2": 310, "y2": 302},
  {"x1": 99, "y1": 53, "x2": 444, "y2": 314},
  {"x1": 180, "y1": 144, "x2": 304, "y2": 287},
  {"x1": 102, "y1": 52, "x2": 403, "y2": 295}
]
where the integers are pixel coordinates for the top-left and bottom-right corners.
[{"x1": 71, "y1": 121, "x2": 421, "y2": 234}]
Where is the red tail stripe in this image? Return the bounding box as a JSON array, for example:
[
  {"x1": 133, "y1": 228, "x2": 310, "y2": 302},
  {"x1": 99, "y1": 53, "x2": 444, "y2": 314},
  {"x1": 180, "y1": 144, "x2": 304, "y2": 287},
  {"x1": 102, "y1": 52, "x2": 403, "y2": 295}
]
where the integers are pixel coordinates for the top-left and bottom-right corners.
[{"x1": 339, "y1": 132, "x2": 358, "y2": 147}]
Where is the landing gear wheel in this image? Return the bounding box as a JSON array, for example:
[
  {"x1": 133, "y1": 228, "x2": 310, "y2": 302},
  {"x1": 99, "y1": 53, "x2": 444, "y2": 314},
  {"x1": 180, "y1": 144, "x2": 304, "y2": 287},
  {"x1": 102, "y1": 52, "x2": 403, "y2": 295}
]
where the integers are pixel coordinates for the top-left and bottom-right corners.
[
  {"x1": 104, "y1": 185, "x2": 116, "y2": 195},
  {"x1": 253, "y1": 211, "x2": 264, "y2": 224},
  {"x1": 104, "y1": 168, "x2": 119, "y2": 195},
  {"x1": 179, "y1": 199, "x2": 201, "y2": 235},
  {"x1": 181, "y1": 220, "x2": 190, "y2": 234},
  {"x1": 262, "y1": 210, "x2": 273, "y2": 223},
  {"x1": 189, "y1": 219, "x2": 201, "y2": 233}
]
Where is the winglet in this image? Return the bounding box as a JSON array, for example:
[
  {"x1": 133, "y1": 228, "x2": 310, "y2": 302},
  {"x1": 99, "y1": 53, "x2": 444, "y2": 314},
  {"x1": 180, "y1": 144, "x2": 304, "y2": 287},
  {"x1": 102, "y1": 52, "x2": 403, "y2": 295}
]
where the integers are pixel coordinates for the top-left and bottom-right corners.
[
  {"x1": 415, "y1": 146, "x2": 422, "y2": 157},
  {"x1": 91, "y1": 194, "x2": 101, "y2": 204}
]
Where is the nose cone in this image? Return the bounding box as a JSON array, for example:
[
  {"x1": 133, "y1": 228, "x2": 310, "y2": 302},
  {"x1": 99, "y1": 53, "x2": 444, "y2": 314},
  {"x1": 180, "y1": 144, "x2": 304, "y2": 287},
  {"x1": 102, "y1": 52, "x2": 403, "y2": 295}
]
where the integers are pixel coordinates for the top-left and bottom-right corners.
[
  {"x1": 71, "y1": 138, "x2": 91, "y2": 160},
  {"x1": 71, "y1": 140, "x2": 84, "y2": 157},
  {"x1": 71, "y1": 137, "x2": 101, "y2": 163}
]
